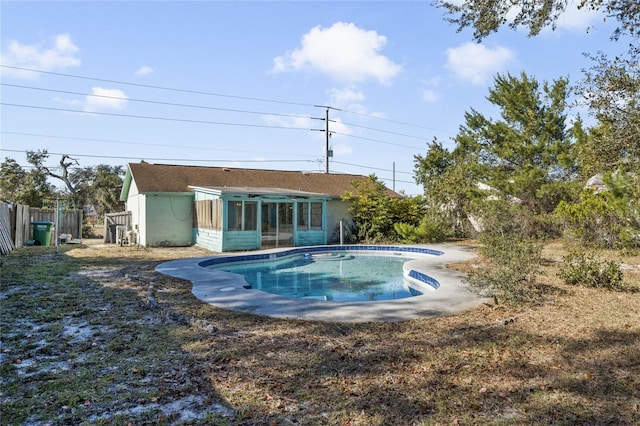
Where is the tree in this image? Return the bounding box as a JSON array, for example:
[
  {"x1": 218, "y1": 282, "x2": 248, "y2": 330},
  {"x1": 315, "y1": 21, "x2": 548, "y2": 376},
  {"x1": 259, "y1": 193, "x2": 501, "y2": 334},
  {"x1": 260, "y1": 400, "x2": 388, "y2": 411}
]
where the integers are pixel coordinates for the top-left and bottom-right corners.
[
  {"x1": 341, "y1": 175, "x2": 426, "y2": 242},
  {"x1": 415, "y1": 72, "x2": 579, "y2": 235},
  {"x1": 574, "y1": 119, "x2": 640, "y2": 176},
  {"x1": 25, "y1": 150, "x2": 124, "y2": 214},
  {"x1": 414, "y1": 139, "x2": 481, "y2": 236},
  {"x1": 436, "y1": 0, "x2": 640, "y2": 175},
  {"x1": 577, "y1": 47, "x2": 640, "y2": 174},
  {"x1": 342, "y1": 175, "x2": 395, "y2": 242},
  {"x1": 555, "y1": 171, "x2": 640, "y2": 248},
  {"x1": 27, "y1": 150, "x2": 81, "y2": 206},
  {"x1": 437, "y1": 0, "x2": 640, "y2": 41},
  {"x1": 0, "y1": 157, "x2": 56, "y2": 206},
  {"x1": 74, "y1": 164, "x2": 125, "y2": 216}
]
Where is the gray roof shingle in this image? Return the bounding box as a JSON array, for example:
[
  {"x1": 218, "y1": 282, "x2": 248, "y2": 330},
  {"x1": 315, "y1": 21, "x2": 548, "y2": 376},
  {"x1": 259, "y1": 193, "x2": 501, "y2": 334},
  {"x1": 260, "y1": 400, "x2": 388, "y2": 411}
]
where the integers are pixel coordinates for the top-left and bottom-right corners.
[{"x1": 127, "y1": 163, "x2": 400, "y2": 198}]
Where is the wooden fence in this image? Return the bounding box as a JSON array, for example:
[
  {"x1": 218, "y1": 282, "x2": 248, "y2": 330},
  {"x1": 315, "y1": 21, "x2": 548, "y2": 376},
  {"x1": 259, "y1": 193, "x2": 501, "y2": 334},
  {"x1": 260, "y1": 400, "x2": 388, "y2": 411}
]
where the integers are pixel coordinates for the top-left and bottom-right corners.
[
  {"x1": 0, "y1": 204, "x2": 83, "y2": 254},
  {"x1": 30, "y1": 208, "x2": 83, "y2": 240},
  {"x1": 104, "y1": 211, "x2": 132, "y2": 243},
  {"x1": 0, "y1": 203, "x2": 16, "y2": 255}
]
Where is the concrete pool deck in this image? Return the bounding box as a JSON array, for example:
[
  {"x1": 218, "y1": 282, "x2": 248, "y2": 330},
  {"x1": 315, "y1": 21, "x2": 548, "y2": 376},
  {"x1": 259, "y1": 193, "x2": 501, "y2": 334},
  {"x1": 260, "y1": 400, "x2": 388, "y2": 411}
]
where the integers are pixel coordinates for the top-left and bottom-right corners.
[{"x1": 155, "y1": 243, "x2": 489, "y2": 323}]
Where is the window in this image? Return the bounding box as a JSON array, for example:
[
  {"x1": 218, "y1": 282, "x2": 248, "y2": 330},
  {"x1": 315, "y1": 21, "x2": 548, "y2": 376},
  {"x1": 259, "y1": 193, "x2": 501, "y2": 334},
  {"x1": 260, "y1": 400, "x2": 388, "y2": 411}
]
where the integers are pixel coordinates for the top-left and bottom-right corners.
[
  {"x1": 297, "y1": 202, "x2": 308, "y2": 227},
  {"x1": 227, "y1": 201, "x2": 242, "y2": 230},
  {"x1": 194, "y1": 199, "x2": 222, "y2": 230},
  {"x1": 297, "y1": 201, "x2": 323, "y2": 230},
  {"x1": 310, "y1": 202, "x2": 322, "y2": 229},
  {"x1": 227, "y1": 200, "x2": 258, "y2": 231},
  {"x1": 245, "y1": 201, "x2": 258, "y2": 230}
]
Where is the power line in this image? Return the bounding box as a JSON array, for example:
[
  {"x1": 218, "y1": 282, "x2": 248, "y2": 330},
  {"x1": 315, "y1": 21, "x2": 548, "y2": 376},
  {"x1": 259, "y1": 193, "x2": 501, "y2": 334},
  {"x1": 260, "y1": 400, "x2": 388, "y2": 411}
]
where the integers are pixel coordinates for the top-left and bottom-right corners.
[
  {"x1": 2, "y1": 130, "x2": 420, "y2": 177},
  {"x1": 1, "y1": 64, "x2": 456, "y2": 135},
  {"x1": 4, "y1": 83, "x2": 437, "y2": 147},
  {"x1": 0, "y1": 147, "x2": 317, "y2": 165},
  {"x1": 340, "y1": 106, "x2": 456, "y2": 134},
  {"x1": 2, "y1": 102, "x2": 431, "y2": 151},
  {"x1": 1, "y1": 83, "x2": 313, "y2": 120},
  {"x1": 1, "y1": 65, "x2": 432, "y2": 186},
  {"x1": 1, "y1": 131, "x2": 320, "y2": 159},
  {"x1": 1, "y1": 103, "x2": 316, "y2": 131},
  {"x1": 332, "y1": 160, "x2": 413, "y2": 176},
  {"x1": 1, "y1": 147, "x2": 417, "y2": 182},
  {"x1": 0, "y1": 64, "x2": 314, "y2": 108},
  {"x1": 340, "y1": 120, "x2": 433, "y2": 142},
  {"x1": 331, "y1": 131, "x2": 424, "y2": 150}
]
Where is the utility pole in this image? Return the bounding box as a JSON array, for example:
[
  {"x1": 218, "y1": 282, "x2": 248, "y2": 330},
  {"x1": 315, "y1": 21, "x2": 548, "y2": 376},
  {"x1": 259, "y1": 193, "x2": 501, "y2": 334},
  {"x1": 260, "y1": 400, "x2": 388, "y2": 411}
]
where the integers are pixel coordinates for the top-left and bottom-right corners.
[
  {"x1": 324, "y1": 107, "x2": 329, "y2": 173},
  {"x1": 313, "y1": 105, "x2": 340, "y2": 173},
  {"x1": 393, "y1": 162, "x2": 396, "y2": 192}
]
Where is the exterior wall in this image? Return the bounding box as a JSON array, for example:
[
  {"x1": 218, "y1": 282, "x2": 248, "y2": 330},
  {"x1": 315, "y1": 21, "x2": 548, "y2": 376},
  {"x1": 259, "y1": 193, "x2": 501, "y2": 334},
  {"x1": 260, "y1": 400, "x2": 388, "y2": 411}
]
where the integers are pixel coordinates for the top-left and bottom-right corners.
[
  {"x1": 193, "y1": 228, "x2": 223, "y2": 252},
  {"x1": 192, "y1": 190, "x2": 221, "y2": 250},
  {"x1": 144, "y1": 193, "x2": 193, "y2": 247},
  {"x1": 295, "y1": 230, "x2": 326, "y2": 246},
  {"x1": 132, "y1": 191, "x2": 351, "y2": 249},
  {"x1": 222, "y1": 230, "x2": 261, "y2": 251},
  {"x1": 125, "y1": 181, "x2": 146, "y2": 246},
  {"x1": 192, "y1": 189, "x2": 336, "y2": 252},
  {"x1": 326, "y1": 199, "x2": 353, "y2": 243}
]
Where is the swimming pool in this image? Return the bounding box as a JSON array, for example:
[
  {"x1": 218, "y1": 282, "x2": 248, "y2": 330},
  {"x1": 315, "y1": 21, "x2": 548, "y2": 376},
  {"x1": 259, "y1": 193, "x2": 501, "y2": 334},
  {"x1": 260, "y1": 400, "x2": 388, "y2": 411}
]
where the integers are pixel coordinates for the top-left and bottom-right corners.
[
  {"x1": 209, "y1": 252, "x2": 425, "y2": 302},
  {"x1": 155, "y1": 244, "x2": 486, "y2": 322}
]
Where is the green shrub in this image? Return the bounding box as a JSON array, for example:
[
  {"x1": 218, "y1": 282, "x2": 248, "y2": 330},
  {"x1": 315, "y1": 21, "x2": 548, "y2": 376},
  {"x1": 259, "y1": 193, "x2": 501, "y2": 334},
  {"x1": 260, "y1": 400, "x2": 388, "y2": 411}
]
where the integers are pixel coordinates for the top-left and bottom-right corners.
[
  {"x1": 558, "y1": 251, "x2": 625, "y2": 290},
  {"x1": 467, "y1": 233, "x2": 543, "y2": 305},
  {"x1": 394, "y1": 213, "x2": 453, "y2": 244},
  {"x1": 394, "y1": 222, "x2": 420, "y2": 243},
  {"x1": 554, "y1": 172, "x2": 640, "y2": 249}
]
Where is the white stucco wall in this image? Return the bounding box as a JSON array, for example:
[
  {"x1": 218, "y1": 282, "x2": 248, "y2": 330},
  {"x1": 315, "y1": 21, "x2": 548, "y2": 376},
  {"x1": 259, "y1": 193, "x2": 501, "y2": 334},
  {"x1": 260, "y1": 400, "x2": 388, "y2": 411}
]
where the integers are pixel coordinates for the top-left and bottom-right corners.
[{"x1": 326, "y1": 199, "x2": 353, "y2": 243}]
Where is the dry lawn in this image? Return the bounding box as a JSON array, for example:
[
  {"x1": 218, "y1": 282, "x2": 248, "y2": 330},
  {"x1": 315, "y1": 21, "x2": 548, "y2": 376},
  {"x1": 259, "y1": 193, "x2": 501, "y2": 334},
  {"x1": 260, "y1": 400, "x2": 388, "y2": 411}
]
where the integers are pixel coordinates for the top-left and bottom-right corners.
[{"x1": 1, "y1": 239, "x2": 639, "y2": 425}]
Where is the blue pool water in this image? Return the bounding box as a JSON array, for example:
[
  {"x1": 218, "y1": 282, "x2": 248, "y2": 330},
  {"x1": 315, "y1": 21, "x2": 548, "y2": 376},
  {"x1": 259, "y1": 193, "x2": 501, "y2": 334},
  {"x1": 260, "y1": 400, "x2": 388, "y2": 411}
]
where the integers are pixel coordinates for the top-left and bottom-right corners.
[{"x1": 212, "y1": 253, "x2": 423, "y2": 302}]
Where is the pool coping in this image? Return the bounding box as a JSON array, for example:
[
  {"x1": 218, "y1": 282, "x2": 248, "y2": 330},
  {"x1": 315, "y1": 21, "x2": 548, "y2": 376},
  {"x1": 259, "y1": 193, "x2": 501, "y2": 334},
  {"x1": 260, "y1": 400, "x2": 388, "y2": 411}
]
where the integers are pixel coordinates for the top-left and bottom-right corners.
[{"x1": 155, "y1": 243, "x2": 489, "y2": 323}]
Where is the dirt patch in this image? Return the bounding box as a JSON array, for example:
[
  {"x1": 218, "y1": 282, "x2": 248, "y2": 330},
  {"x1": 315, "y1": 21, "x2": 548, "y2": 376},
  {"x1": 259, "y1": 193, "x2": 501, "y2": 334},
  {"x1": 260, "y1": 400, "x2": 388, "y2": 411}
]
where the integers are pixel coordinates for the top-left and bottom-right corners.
[{"x1": 1, "y1": 239, "x2": 639, "y2": 425}]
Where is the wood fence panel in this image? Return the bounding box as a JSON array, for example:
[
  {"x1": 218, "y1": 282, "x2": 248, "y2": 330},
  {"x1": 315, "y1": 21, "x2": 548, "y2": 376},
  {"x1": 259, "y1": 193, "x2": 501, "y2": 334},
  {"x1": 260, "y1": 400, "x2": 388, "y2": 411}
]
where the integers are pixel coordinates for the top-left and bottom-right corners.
[
  {"x1": 29, "y1": 208, "x2": 83, "y2": 241},
  {"x1": 15, "y1": 204, "x2": 30, "y2": 248},
  {"x1": 0, "y1": 203, "x2": 15, "y2": 255},
  {"x1": 104, "y1": 212, "x2": 131, "y2": 243}
]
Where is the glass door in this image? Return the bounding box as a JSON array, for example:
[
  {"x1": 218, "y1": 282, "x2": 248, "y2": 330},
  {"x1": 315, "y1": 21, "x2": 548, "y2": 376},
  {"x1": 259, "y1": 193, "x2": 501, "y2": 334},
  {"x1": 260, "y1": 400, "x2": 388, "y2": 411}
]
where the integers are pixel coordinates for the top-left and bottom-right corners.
[{"x1": 261, "y1": 202, "x2": 293, "y2": 248}]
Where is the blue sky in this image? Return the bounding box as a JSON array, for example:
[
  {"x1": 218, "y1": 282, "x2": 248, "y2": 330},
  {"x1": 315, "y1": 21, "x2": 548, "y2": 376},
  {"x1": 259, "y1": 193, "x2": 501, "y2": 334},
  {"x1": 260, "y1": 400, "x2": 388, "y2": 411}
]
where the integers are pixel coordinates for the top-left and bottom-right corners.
[{"x1": 0, "y1": 1, "x2": 624, "y2": 195}]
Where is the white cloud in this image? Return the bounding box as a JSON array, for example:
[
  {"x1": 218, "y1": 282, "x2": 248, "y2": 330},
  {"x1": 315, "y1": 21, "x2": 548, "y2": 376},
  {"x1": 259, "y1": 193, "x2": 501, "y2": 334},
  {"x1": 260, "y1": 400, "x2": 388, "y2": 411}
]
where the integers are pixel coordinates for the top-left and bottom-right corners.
[
  {"x1": 421, "y1": 77, "x2": 441, "y2": 103},
  {"x1": 422, "y1": 89, "x2": 440, "y2": 103},
  {"x1": 328, "y1": 118, "x2": 352, "y2": 138},
  {"x1": 327, "y1": 118, "x2": 353, "y2": 158},
  {"x1": 272, "y1": 22, "x2": 402, "y2": 84},
  {"x1": 330, "y1": 141, "x2": 353, "y2": 157},
  {"x1": 84, "y1": 87, "x2": 128, "y2": 112},
  {"x1": 0, "y1": 34, "x2": 81, "y2": 79},
  {"x1": 135, "y1": 65, "x2": 154, "y2": 76},
  {"x1": 329, "y1": 87, "x2": 365, "y2": 106},
  {"x1": 262, "y1": 113, "x2": 314, "y2": 130},
  {"x1": 445, "y1": 42, "x2": 515, "y2": 85}
]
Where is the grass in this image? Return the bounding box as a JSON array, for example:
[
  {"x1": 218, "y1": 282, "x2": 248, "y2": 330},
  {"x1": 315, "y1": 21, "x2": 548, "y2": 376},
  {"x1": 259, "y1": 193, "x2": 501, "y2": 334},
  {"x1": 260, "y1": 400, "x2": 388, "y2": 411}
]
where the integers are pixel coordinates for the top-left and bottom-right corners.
[{"x1": 1, "y1": 239, "x2": 639, "y2": 425}]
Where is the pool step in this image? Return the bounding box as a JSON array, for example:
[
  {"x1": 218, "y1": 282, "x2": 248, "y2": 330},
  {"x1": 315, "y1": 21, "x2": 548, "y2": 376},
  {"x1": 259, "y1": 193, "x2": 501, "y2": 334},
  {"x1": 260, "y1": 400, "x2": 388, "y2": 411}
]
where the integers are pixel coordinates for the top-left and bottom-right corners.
[{"x1": 407, "y1": 269, "x2": 440, "y2": 290}]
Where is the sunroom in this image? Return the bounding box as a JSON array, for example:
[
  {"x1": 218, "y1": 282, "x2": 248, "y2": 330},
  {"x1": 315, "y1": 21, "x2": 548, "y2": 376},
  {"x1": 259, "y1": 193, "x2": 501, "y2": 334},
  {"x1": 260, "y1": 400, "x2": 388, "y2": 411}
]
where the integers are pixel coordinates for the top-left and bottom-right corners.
[{"x1": 191, "y1": 186, "x2": 332, "y2": 252}]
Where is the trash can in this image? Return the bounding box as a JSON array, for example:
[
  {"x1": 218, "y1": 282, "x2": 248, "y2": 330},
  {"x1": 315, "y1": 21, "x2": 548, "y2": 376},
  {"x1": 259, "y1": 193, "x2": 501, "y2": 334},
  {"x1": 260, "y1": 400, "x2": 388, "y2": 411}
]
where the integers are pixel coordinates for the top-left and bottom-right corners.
[{"x1": 31, "y1": 221, "x2": 55, "y2": 246}]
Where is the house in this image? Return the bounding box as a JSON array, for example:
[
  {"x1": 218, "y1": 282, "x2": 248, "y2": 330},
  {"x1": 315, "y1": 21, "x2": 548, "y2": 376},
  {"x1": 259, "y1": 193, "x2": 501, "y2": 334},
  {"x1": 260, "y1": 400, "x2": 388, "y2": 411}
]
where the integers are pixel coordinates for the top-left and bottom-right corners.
[{"x1": 120, "y1": 163, "x2": 399, "y2": 251}]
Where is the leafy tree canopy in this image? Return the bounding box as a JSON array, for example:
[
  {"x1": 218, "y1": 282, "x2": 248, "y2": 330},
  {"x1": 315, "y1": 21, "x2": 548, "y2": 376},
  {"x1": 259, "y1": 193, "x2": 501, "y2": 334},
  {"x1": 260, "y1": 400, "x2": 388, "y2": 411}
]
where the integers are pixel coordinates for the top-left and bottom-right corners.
[
  {"x1": 341, "y1": 175, "x2": 426, "y2": 242},
  {"x1": 436, "y1": 0, "x2": 640, "y2": 175},
  {"x1": 437, "y1": 0, "x2": 640, "y2": 40},
  {"x1": 418, "y1": 72, "x2": 577, "y2": 210},
  {"x1": 0, "y1": 157, "x2": 56, "y2": 207},
  {"x1": 1, "y1": 152, "x2": 124, "y2": 215}
]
